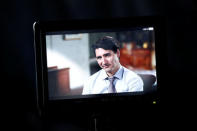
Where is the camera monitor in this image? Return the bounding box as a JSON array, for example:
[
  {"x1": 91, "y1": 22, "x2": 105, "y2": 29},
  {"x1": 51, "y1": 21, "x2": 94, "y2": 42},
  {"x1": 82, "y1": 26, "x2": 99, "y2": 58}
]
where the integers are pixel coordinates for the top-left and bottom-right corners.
[{"x1": 34, "y1": 17, "x2": 163, "y2": 115}]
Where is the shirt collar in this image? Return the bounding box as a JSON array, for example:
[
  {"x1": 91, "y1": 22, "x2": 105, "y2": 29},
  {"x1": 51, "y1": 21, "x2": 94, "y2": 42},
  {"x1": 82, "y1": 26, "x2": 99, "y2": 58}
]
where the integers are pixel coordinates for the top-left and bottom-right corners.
[
  {"x1": 114, "y1": 65, "x2": 124, "y2": 80},
  {"x1": 100, "y1": 65, "x2": 124, "y2": 80}
]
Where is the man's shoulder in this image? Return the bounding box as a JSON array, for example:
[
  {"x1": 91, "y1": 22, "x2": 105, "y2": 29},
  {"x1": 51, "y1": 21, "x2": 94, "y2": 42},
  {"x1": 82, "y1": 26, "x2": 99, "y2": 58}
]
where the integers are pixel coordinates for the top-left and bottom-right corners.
[
  {"x1": 122, "y1": 66, "x2": 142, "y2": 80},
  {"x1": 122, "y1": 66, "x2": 143, "y2": 88},
  {"x1": 122, "y1": 66, "x2": 137, "y2": 75},
  {"x1": 83, "y1": 70, "x2": 102, "y2": 90},
  {"x1": 87, "y1": 69, "x2": 102, "y2": 81}
]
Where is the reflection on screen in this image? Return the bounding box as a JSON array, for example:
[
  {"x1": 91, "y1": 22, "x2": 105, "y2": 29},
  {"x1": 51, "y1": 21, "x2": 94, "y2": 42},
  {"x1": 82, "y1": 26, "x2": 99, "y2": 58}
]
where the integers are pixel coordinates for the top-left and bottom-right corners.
[{"x1": 46, "y1": 28, "x2": 157, "y2": 100}]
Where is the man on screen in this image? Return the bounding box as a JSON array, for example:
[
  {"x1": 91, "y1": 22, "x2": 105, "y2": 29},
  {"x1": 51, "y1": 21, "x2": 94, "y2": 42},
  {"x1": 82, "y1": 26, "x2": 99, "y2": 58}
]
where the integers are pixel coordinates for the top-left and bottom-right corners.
[{"x1": 82, "y1": 36, "x2": 143, "y2": 95}]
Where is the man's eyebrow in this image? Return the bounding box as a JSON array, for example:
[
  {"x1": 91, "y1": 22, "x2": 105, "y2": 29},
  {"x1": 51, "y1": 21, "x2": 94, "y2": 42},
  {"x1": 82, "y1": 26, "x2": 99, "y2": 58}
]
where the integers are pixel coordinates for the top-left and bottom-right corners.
[
  {"x1": 96, "y1": 53, "x2": 111, "y2": 59},
  {"x1": 103, "y1": 53, "x2": 111, "y2": 56},
  {"x1": 96, "y1": 56, "x2": 102, "y2": 59}
]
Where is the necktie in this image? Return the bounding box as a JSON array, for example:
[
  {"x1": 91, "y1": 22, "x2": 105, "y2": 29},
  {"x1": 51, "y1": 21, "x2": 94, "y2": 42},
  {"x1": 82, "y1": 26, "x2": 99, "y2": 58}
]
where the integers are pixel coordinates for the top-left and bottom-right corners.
[{"x1": 108, "y1": 77, "x2": 116, "y2": 93}]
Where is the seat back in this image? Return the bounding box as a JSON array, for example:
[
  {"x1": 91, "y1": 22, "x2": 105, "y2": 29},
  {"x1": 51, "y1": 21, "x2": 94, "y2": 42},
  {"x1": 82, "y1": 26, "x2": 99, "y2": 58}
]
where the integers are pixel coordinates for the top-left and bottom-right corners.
[{"x1": 138, "y1": 74, "x2": 157, "y2": 93}]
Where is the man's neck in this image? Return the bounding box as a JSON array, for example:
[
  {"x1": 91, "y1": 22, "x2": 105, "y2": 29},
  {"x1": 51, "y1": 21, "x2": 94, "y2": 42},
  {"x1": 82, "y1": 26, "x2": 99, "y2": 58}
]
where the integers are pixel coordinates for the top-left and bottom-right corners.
[{"x1": 107, "y1": 64, "x2": 120, "y2": 77}]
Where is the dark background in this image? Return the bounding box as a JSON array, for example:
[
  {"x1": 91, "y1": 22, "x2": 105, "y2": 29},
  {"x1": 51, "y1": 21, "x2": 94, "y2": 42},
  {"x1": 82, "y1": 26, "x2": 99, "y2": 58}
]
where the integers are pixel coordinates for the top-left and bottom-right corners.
[{"x1": 1, "y1": 0, "x2": 196, "y2": 130}]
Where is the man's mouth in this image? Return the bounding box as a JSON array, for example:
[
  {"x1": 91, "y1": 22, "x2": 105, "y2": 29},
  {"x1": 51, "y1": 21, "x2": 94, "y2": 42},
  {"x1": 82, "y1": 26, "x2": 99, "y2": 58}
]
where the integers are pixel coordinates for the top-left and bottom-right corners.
[{"x1": 102, "y1": 64, "x2": 110, "y2": 69}]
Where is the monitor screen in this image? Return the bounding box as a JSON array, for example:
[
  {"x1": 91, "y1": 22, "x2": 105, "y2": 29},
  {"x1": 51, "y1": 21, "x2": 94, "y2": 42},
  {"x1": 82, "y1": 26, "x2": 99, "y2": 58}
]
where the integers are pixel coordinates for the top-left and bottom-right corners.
[
  {"x1": 46, "y1": 28, "x2": 156, "y2": 99},
  {"x1": 34, "y1": 17, "x2": 162, "y2": 114}
]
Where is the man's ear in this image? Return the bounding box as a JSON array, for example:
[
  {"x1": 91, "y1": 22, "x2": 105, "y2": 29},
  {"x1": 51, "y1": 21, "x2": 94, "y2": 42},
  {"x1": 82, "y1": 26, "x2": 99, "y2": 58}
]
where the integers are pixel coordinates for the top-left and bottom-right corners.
[{"x1": 117, "y1": 49, "x2": 120, "y2": 58}]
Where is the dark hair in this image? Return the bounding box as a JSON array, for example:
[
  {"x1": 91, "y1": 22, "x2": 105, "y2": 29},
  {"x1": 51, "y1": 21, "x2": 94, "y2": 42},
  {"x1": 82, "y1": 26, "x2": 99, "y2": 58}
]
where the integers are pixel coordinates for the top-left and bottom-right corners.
[{"x1": 92, "y1": 36, "x2": 120, "y2": 53}]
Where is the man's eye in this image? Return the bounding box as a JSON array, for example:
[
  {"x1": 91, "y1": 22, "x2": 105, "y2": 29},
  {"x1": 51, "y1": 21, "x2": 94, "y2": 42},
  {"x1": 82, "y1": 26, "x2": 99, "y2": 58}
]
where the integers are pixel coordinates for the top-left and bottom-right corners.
[
  {"x1": 105, "y1": 53, "x2": 111, "y2": 57},
  {"x1": 96, "y1": 57, "x2": 101, "y2": 60}
]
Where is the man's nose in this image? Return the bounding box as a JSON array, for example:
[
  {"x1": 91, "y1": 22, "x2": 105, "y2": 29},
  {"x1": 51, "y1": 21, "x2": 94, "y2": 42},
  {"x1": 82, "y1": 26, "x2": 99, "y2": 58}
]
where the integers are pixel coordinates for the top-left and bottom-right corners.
[{"x1": 102, "y1": 57, "x2": 107, "y2": 64}]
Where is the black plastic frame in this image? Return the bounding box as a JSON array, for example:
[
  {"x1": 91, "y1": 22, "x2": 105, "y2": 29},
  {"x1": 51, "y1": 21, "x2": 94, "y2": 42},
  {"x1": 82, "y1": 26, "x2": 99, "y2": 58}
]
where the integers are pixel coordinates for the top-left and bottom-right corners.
[{"x1": 33, "y1": 16, "x2": 166, "y2": 116}]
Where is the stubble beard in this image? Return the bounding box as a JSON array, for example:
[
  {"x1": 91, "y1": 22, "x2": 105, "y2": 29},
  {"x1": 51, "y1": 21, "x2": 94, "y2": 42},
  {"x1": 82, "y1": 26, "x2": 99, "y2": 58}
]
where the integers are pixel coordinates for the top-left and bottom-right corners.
[{"x1": 104, "y1": 62, "x2": 120, "y2": 76}]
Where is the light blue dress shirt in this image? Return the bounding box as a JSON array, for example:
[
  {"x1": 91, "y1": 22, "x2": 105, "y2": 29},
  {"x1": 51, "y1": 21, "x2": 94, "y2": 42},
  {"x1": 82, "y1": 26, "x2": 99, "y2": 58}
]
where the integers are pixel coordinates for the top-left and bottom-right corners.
[{"x1": 82, "y1": 65, "x2": 143, "y2": 95}]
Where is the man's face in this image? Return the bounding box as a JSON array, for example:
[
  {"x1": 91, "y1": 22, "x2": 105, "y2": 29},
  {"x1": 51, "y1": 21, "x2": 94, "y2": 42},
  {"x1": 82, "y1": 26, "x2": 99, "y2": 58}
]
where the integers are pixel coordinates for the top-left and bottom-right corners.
[{"x1": 95, "y1": 48, "x2": 120, "y2": 75}]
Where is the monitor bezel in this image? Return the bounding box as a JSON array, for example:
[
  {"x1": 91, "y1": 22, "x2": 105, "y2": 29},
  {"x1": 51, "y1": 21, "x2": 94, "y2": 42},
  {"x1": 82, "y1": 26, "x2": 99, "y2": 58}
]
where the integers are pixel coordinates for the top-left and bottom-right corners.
[{"x1": 34, "y1": 16, "x2": 165, "y2": 116}]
